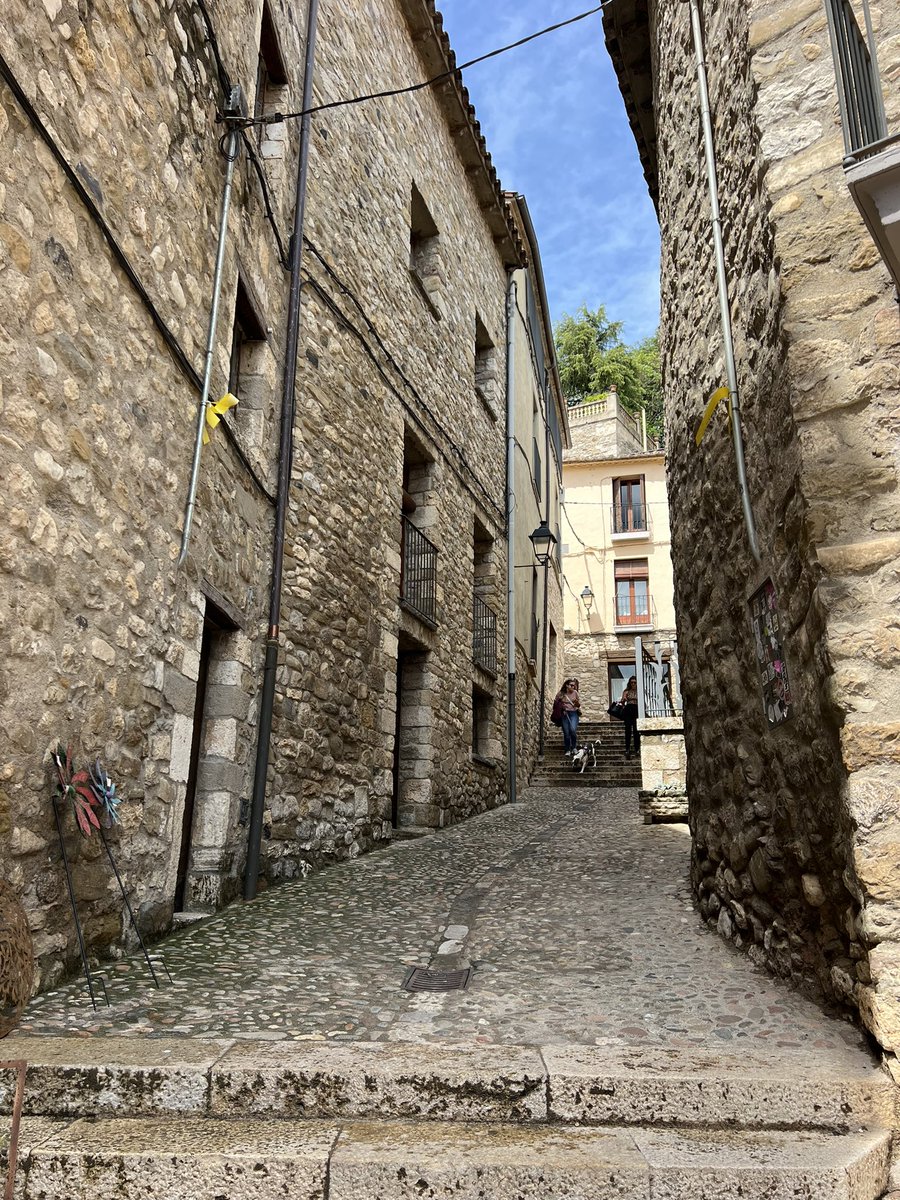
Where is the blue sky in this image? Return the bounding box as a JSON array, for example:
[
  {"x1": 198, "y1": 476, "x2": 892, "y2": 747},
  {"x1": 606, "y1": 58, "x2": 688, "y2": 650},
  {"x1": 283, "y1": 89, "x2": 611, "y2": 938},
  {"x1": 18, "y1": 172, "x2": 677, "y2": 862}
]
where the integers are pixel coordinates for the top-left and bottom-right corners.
[{"x1": 439, "y1": 0, "x2": 660, "y2": 345}]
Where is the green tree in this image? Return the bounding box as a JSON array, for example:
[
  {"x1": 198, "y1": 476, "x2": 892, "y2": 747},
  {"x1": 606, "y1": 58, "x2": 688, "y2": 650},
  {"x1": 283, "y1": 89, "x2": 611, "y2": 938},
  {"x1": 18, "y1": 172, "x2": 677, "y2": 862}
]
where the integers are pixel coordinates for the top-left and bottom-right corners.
[{"x1": 554, "y1": 306, "x2": 663, "y2": 444}]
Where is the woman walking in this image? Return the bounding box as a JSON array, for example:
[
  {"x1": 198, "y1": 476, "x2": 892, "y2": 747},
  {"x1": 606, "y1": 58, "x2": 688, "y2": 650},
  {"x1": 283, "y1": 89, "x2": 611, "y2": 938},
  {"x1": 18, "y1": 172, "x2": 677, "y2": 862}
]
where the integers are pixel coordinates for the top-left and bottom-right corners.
[
  {"x1": 557, "y1": 678, "x2": 581, "y2": 757},
  {"x1": 622, "y1": 675, "x2": 640, "y2": 759}
]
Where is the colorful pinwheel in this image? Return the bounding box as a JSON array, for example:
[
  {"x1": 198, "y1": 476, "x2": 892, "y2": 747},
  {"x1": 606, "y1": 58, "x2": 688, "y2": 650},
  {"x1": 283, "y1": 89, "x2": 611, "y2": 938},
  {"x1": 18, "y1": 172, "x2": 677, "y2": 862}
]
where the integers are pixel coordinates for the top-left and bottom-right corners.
[
  {"x1": 52, "y1": 744, "x2": 100, "y2": 838},
  {"x1": 88, "y1": 760, "x2": 121, "y2": 827}
]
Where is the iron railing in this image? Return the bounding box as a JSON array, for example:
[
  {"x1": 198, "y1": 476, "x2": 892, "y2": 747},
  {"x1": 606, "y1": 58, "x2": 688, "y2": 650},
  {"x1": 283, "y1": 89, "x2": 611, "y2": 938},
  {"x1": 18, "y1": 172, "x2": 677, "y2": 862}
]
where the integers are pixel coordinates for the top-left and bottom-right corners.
[
  {"x1": 611, "y1": 502, "x2": 649, "y2": 534},
  {"x1": 400, "y1": 514, "x2": 437, "y2": 625},
  {"x1": 472, "y1": 596, "x2": 498, "y2": 675},
  {"x1": 613, "y1": 592, "x2": 656, "y2": 628},
  {"x1": 634, "y1": 637, "x2": 681, "y2": 718},
  {"x1": 824, "y1": 0, "x2": 887, "y2": 157}
]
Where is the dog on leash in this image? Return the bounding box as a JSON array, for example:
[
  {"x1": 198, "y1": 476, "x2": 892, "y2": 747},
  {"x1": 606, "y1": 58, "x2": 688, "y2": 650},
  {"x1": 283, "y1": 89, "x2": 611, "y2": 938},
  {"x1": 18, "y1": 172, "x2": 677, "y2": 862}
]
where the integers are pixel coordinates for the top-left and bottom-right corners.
[{"x1": 571, "y1": 741, "x2": 598, "y2": 773}]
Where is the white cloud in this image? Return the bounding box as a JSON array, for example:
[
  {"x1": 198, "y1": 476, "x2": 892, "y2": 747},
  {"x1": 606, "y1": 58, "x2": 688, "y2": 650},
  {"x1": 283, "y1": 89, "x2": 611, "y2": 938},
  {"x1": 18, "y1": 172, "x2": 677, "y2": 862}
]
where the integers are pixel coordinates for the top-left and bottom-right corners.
[{"x1": 440, "y1": 0, "x2": 661, "y2": 342}]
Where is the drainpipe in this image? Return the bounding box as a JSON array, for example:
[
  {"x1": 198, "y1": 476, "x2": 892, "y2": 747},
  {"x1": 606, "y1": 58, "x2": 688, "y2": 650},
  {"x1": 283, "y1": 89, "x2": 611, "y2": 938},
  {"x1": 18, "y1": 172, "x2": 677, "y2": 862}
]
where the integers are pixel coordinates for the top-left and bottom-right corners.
[
  {"x1": 177, "y1": 86, "x2": 243, "y2": 567},
  {"x1": 244, "y1": 0, "x2": 319, "y2": 900},
  {"x1": 536, "y1": 370, "x2": 551, "y2": 762},
  {"x1": 686, "y1": 0, "x2": 761, "y2": 563},
  {"x1": 505, "y1": 272, "x2": 518, "y2": 805}
]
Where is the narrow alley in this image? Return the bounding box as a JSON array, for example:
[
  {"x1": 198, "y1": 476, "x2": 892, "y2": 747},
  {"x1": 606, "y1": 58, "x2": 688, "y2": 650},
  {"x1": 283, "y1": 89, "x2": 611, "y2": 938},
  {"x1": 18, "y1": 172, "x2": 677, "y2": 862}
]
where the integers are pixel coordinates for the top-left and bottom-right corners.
[
  {"x1": 16, "y1": 786, "x2": 869, "y2": 1057},
  {"x1": 5, "y1": 782, "x2": 891, "y2": 1198}
]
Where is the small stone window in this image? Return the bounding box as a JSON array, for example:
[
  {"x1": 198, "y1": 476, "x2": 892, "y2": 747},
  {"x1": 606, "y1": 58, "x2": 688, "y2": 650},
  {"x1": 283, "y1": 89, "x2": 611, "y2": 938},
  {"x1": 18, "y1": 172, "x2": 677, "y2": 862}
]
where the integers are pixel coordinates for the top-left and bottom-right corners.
[
  {"x1": 471, "y1": 685, "x2": 493, "y2": 761},
  {"x1": 254, "y1": 0, "x2": 289, "y2": 159},
  {"x1": 474, "y1": 313, "x2": 500, "y2": 419},
  {"x1": 409, "y1": 182, "x2": 443, "y2": 319},
  {"x1": 229, "y1": 274, "x2": 268, "y2": 450}
]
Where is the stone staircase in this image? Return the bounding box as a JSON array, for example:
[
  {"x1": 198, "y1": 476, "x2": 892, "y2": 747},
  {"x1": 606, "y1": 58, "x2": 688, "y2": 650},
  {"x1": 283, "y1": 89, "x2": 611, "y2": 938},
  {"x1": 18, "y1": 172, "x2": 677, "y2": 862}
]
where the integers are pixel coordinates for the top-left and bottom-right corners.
[
  {"x1": 1, "y1": 1036, "x2": 894, "y2": 1198},
  {"x1": 531, "y1": 719, "x2": 643, "y2": 788}
]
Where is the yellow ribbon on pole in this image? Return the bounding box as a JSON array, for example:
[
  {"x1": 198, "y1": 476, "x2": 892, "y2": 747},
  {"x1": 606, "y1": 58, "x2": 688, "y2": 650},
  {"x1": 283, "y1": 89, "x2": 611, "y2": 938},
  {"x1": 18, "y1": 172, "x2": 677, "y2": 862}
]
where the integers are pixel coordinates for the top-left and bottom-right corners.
[
  {"x1": 202, "y1": 392, "x2": 239, "y2": 444},
  {"x1": 695, "y1": 385, "x2": 730, "y2": 446}
]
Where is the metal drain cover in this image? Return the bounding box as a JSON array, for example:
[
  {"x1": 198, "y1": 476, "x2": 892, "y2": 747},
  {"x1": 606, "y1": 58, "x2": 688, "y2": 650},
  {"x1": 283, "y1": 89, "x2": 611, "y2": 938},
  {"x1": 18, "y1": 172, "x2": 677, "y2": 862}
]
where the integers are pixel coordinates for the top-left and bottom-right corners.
[{"x1": 402, "y1": 966, "x2": 471, "y2": 993}]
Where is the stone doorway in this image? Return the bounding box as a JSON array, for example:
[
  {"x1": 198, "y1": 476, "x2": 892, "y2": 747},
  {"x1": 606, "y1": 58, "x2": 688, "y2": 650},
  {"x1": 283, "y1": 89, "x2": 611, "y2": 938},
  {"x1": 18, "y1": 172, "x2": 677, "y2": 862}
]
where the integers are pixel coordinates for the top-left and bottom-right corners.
[
  {"x1": 391, "y1": 643, "x2": 436, "y2": 830},
  {"x1": 174, "y1": 599, "x2": 240, "y2": 913}
]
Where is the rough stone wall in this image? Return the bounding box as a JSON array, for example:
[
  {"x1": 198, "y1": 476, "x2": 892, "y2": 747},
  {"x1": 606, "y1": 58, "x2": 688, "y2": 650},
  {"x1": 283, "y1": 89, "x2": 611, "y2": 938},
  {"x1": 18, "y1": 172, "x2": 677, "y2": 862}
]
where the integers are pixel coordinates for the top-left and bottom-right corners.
[
  {"x1": 0, "y1": 0, "x2": 521, "y2": 991},
  {"x1": 0, "y1": 0, "x2": 305, "y2": 985},
  {"x1": 657, "y1": 0, "x2": 900, "y2": 1017},
  {"x1": 257, "y1": 0, "x2": 514, "y2": 871},
  {"x1": 745, "y1": 0, "x2": 900, "y2": 1046}
]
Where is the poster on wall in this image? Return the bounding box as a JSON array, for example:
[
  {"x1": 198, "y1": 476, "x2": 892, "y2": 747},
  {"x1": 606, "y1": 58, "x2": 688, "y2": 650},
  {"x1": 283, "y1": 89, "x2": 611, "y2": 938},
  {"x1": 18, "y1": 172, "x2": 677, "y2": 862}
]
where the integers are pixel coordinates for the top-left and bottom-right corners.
[{"x1": 749, "y1": 578, "x2": 794, "y2": 728}]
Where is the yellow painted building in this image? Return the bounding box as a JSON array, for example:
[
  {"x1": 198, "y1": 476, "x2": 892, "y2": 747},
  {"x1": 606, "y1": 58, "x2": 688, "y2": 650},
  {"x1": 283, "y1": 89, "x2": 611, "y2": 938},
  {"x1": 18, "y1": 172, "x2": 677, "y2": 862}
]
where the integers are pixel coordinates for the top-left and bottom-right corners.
[{"x1": 561, "y1": 392, "x2": 677, "y2": 717}]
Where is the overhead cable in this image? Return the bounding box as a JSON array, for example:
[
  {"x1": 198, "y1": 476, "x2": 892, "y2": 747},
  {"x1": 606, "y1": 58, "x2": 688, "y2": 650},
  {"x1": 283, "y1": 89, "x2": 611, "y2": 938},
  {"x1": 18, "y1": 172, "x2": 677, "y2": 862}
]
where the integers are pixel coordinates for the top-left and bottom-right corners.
[{"x1": 226, "y1": 3, "x2": 610, "y2": 129}]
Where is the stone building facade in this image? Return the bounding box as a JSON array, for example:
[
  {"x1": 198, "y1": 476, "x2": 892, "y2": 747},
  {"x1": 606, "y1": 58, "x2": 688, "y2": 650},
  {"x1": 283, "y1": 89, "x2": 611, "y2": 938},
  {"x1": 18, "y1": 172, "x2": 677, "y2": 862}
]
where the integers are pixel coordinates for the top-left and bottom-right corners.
[
  {"x1": 604, "y1": 0, "x2": 900, "y2": 1049},
  {"x1": 0, "y1": 0, "x2": 541, "y2": 989}
]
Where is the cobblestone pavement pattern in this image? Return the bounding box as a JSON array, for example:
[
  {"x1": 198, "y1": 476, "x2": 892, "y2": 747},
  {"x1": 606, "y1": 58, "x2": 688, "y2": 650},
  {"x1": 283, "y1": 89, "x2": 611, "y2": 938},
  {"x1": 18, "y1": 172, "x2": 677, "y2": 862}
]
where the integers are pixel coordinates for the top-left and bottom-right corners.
[{"x1": 19, "y1": 788, "x2": 868, "y2": 1063}]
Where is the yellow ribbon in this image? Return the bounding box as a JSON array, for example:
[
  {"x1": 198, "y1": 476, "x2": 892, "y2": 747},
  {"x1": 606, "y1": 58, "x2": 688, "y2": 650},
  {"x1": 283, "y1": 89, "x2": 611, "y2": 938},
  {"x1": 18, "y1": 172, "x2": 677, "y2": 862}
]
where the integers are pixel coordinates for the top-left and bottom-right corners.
[
  {"x1": 695, "y1": 385, "x2": 730, "y2": 446},
  {"x1": 202, "y1": 392, "x2": 239, "y2": 444}
]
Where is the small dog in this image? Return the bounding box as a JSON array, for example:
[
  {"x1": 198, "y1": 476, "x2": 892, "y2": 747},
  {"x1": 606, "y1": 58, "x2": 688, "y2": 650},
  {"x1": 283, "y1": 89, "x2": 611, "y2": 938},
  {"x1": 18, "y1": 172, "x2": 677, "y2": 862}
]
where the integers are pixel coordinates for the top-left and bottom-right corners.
[{"x1": 571, "y1": 742, "x2": 598, "y2": 773}]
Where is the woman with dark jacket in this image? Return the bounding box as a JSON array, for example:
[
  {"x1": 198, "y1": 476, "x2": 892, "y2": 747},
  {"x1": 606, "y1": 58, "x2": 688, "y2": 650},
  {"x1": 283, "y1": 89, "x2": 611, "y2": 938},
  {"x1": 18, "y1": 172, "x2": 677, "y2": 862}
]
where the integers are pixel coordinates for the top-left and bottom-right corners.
[{"x1": 622, "y1": 675, "x2": 640, "y2": 759}]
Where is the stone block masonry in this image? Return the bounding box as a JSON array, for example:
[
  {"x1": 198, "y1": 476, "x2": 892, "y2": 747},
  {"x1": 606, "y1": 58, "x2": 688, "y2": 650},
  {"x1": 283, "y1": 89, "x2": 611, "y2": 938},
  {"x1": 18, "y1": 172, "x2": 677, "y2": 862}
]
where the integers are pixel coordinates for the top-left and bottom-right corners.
[
  {"x1": 638, "y1": 0, "x2": 900, "y2": 1043},
  {"x1": 0, "y1": 0, "x2": 525, "y2": 991}
]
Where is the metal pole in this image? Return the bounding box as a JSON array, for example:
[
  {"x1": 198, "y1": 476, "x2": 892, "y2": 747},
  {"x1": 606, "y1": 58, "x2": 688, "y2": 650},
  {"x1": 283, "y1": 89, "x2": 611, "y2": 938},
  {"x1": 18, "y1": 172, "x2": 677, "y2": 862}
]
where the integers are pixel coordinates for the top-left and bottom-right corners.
[
  {"x1": 635, "y1": 635, "x2": 645, "y2": 720},
  {"x1": 178, "y1": 87, "x2": 243, "y2": 567},
  {"x1": 245, "y1": 0, "x2": 319, "y2": 900},
  {"x1": 687, "y1": 0, "x2": 761, "y2": 564},
  {"x1": 505, "y1": 272, "x2": 518, "y2": 804},
  {"x1": 536, "y1": 372, "x2": 552, "y2": 761}
]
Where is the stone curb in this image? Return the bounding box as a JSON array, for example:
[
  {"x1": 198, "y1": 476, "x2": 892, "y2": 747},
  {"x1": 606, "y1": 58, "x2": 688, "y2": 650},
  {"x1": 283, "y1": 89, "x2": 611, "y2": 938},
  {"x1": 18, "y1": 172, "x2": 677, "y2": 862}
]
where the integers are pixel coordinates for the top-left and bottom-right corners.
[
  {"x1": 5, "y1": 1117, "x2": 891, "y2": 1200},
  {"x1": 0, "y1": 1037, "x2": 894, "y2": 1132}
]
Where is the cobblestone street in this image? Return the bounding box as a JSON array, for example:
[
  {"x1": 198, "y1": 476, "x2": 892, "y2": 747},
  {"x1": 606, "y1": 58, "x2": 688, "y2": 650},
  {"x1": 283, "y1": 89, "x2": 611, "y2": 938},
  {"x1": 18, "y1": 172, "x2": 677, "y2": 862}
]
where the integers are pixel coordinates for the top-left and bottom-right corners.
[{"x1": 17, "y1": 788, "x2": 869, "y2": 1067}]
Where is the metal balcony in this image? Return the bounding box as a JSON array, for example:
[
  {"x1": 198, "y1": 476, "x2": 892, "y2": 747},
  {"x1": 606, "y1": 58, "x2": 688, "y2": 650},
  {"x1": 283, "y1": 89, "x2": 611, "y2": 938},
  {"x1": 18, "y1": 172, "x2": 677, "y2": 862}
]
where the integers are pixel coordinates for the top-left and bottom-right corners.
[
  {"x1": 824, "y1": 0, "x2": 887, "y2": 160},
  {"x1": 611, "y1": 502, "x2": 650, "y2": 537},
  {"x1": 472, "y1": 596, "x2": 498, "y2": 675},
  {"x1": 400, "y1": 515, "x2": 438, "y2": 626}
]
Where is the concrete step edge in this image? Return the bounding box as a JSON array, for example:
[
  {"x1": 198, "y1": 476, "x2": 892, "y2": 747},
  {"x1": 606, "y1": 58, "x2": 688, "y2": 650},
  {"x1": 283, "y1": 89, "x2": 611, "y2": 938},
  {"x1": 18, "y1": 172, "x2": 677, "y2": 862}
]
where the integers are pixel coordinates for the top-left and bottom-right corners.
[
  {"x1": 1, "y1": 1038, "x2": 893, "y2": 1133},
  {"x1": 7, "y1": 1117, "x2": 892, "y2": 1200}
]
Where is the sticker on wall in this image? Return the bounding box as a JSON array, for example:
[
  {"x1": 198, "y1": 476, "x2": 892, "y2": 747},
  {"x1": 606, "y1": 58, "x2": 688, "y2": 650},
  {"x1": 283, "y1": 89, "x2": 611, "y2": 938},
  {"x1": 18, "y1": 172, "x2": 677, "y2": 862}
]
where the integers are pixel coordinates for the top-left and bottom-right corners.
[{"x1": 748, "y1": 578, "x2": 794, "y2": 727}]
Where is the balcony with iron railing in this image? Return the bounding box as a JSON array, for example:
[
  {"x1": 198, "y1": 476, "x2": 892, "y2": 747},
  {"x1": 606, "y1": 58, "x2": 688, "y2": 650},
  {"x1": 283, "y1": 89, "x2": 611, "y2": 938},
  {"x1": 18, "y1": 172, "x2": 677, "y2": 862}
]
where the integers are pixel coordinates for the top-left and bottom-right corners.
[
  {"x1": 826, "y1": 0, "x2": 900, "y2": 289},
  {"x1": 613, "y1": 592, "x2": 657, "y2": 631},
  {"x1": 472, "y1": 595, "x2": 498, "y2": 675},
  {"x1": 400, "y1": 514, "x2": 437, "y2": 627},
  {"x1": 610, "y1": 502, "x2": 651, "y2": 539}
]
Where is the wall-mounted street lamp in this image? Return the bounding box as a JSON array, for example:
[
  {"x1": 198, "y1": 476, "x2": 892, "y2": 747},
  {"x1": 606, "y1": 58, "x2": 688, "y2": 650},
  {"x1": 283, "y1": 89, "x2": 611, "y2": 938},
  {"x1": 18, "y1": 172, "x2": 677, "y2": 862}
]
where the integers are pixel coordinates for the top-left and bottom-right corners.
[
  {"x1": 529, "y1": 520, "x2": 557, "y2": 566},
  {"x1": 580, "y1": 585, "x2": 594, "y2": 615}
]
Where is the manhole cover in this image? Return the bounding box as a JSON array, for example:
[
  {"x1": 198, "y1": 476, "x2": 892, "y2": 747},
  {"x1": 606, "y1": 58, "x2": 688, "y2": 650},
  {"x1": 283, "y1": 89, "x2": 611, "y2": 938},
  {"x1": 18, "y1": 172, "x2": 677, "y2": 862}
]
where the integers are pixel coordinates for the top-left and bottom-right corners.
[{"x1": 402, "y1": 966, "x2": 471, "y2": 993}]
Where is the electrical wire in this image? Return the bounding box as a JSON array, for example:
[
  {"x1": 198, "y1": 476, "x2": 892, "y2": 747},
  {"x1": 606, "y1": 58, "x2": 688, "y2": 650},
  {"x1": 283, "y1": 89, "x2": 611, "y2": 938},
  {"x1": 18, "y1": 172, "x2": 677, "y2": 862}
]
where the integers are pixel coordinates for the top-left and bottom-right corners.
[
  {"x1": 0, "y1": 48, "x2": 274, "y2": 505},
  {"x1": 227, "y1": 3, "x2": 611, "y2": 130},
  {"x1": 302, "y1": 241, "x2": 506, "y2": 526},
  {"x1": 302, "y1": 270, "x2": 505, "y2": 527},
  {"x1": 240, "y1": 131, "x2": 292, "y2": 270}
]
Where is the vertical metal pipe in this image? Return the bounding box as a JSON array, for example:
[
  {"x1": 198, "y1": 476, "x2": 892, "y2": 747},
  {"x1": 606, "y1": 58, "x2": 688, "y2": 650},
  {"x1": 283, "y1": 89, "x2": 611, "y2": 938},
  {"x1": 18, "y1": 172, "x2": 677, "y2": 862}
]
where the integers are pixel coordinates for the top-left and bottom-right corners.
[
  {"x1": 536, "y1": 371, "x2": 552, "y2": 761},
  {"x1": 635, "y1": 636, "x2": 645, "y2": 720},
  {"x1": 245, "y1": 0, "x2": 319, "y2": 900},
  {"x1": 505, "y1": 272, "x2": 518, "y2": 804},
  {"x1": 687, "y1": 0, "x2": 761, "y2": 564},
  {"x1": 178, "y1": 99, "x2": 242, "y2": 568}
]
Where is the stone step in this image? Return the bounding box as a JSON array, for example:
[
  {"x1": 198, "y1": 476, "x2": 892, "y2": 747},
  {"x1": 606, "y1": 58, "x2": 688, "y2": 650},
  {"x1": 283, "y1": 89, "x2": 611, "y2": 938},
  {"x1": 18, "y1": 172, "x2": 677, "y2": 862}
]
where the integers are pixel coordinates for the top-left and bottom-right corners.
[
  {"x1": 2, "y1": 1038, "x2": 893, "y2": 1133},
  {"x1": 6, "y1": 1116, "x2": 891, "y2": 1200}
]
